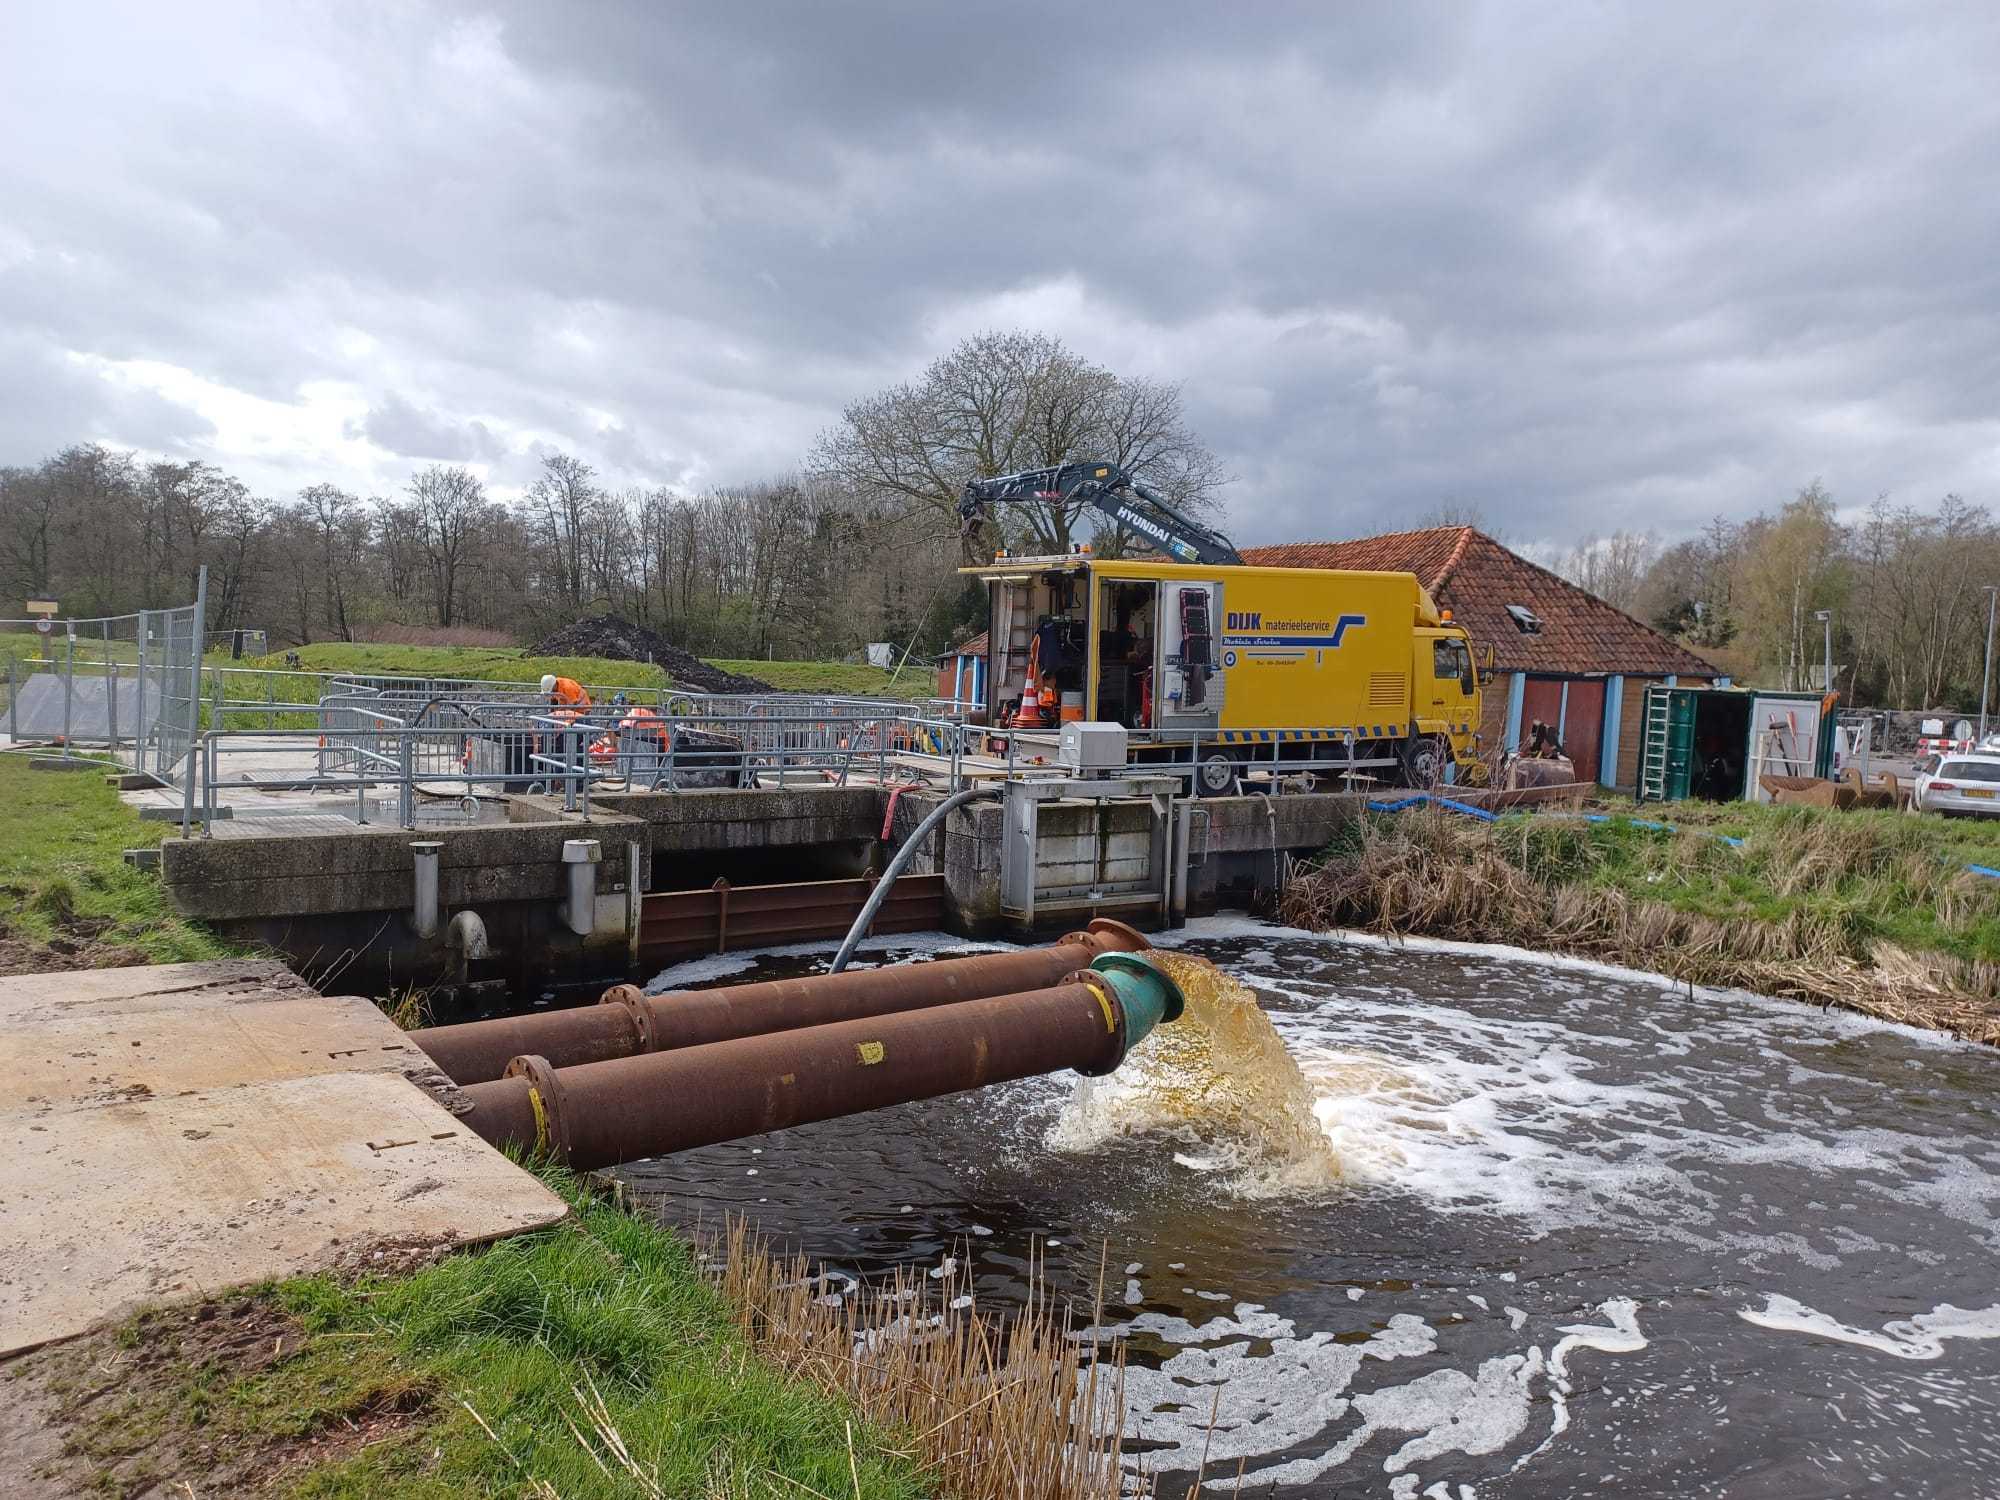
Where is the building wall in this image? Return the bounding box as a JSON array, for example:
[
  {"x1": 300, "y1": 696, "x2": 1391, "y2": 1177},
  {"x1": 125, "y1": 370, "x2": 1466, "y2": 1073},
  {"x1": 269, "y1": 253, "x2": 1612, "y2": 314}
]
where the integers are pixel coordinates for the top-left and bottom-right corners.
[
  {"x1": 1477, "y1": 674, "x2": 1513, "y2": 763},
  {"x1": 1616, "y1": 678, "x2": 1653, "y2": 789}
]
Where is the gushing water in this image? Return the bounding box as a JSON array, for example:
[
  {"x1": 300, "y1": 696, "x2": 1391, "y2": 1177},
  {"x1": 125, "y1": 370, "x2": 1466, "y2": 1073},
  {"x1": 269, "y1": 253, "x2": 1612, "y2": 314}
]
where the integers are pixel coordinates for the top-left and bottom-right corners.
[
  {"x1": 627, "y1": 923, "x2": 2000, "y2": 1496},
  {"x1": 1047, "y1": 951, "x2": 1345, "y2": 1195}
]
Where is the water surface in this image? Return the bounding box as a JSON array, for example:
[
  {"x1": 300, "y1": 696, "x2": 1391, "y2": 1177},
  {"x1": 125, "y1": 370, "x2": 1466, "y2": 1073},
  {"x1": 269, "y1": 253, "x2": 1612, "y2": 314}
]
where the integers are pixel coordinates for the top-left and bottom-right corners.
[{"x1": 618, "y1": 919, "x2": 2000, "y2": 1498}]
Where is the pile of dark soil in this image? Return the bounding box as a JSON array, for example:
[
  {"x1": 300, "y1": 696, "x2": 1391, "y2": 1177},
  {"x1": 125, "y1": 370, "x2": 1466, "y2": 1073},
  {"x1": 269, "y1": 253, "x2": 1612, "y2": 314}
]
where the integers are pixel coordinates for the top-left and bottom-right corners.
[{"x1": 529, "y1": 615, "x2": 772, "y2": 694}]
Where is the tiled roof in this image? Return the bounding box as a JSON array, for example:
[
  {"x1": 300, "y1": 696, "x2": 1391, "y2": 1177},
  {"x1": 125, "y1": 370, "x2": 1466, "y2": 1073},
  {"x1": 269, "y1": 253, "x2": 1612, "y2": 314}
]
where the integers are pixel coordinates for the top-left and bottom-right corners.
[
  {"x1": 936, "y1": 630, "x2": 988, "y2": 662},
  {"x1": 1241, "y1": 528, "x2": 1715, "y2": 677}
]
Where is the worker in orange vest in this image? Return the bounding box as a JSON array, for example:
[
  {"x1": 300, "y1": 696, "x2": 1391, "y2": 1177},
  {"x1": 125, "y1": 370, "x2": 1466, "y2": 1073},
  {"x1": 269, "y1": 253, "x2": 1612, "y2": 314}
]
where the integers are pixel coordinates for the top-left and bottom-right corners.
[
  {"x1": 540, "y1": 674, "x2": 591, "y2": 711},
  {"x1": 615, "y1": 695, "x2": 668, "y2": 776}
]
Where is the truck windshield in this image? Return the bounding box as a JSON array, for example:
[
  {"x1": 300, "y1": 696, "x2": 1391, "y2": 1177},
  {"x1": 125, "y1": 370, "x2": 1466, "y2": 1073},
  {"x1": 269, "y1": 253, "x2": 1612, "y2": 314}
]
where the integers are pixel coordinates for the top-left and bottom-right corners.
[{"x1": 1433, "y1": 639, "x2": 1475, "y2": 693}]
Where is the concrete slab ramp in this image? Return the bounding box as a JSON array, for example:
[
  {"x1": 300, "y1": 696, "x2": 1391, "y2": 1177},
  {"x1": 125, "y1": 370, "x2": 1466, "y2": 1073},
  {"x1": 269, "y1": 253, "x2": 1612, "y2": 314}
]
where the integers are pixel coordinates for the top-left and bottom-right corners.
[{"x1": 0, "y1": 959, "x2": 568, "y2": 1356}]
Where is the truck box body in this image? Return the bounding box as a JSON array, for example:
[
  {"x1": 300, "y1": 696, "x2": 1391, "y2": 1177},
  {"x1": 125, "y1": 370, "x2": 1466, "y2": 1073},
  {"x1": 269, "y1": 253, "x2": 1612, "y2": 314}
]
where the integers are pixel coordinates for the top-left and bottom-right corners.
[{"x1": 964, "y1": 556, "x2": 1481, "y2": 783}]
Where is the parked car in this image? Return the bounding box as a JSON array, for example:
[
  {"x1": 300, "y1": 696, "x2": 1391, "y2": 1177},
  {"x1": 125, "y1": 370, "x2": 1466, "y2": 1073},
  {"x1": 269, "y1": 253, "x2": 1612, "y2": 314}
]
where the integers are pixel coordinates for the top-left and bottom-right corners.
[{"x1": 1911, "y1": 753, "x2": 2000, "y2": 816}]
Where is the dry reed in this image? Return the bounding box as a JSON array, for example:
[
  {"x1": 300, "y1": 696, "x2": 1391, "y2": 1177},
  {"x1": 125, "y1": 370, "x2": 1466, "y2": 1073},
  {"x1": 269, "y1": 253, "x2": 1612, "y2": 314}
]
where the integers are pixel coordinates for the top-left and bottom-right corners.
[
  {"x1": 1279, "y1": 806, "x2": 2000, "y2": 1044},
  {"x1": 708, "y1": 1221, "x2": 1143, "y2": 1500}
]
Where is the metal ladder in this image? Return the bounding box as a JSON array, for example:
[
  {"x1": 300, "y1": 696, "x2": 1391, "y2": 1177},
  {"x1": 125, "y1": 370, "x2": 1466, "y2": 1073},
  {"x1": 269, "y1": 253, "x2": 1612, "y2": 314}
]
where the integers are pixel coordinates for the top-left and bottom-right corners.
[{"x1": 1639, "y1": 687, "x2": 1670, "y2": 801}]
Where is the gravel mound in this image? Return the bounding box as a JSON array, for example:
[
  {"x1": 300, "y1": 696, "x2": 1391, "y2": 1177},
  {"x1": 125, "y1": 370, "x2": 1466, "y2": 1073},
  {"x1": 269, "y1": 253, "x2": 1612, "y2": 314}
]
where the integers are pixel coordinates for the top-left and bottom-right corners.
[{"x1": 530, "y1": 615, "x2": 772, "y2": 695}]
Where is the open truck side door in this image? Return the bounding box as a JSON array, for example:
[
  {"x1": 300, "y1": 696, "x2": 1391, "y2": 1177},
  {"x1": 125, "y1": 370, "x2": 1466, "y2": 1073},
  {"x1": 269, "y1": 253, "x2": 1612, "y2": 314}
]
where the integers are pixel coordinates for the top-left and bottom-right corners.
[{"x1": 1158, "y1": 579, "x2": 1224, "y2": 727}]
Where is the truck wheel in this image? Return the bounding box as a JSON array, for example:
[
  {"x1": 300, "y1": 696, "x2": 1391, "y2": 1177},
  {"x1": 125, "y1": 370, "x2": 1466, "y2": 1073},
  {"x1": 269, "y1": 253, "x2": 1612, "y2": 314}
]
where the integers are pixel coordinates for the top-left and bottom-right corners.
[
  {"x1": 1401, "y1": 736, "x2": 1447, "y2": 789},
  {"x1": 1195, "y1": 751, "x2": 1239, "y2": 797}
]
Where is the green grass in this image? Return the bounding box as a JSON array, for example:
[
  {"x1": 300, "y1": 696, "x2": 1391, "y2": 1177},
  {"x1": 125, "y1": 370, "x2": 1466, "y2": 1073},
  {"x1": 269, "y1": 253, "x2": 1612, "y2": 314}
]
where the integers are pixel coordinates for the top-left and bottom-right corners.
[
  {"x1": 707, "y1": 658, "x2": 935, "y2": 701},
  {"x1": 241, "y1": 642, "x2": 671, "y2": 692},
  {"x1": 0, "y1": 753, "x2": 235, "y2": 967},
  {"x1": 61, "y1": 1171, "x2": 928, "y2": 1500},
  {"x1": 1560, "y1": 800, "x2": 2000, "y2": 963}
]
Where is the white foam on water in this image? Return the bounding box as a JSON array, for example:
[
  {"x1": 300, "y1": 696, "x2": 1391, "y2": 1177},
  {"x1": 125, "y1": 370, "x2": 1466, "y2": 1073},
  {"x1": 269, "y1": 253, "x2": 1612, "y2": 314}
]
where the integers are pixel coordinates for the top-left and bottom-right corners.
[
  {"x1": 1545, "y1": 1298, "x2": 1648, "y2": 1438},
  {"x1": 1162, "y1": 916, "x2": 1976, "y2": 1050},
  {"x1": 645, "y1": 931, "x2": 1017, "y2": 991},
  {"x1": 1230, "y1": 958, "x2": 2000, "y2": 1251},
  {"x1": 1094, "y1": 1302, "x2": 1437, "y2": 1482},
  {"x1": 1739, "y1": 1296, "x2": 2000, "y2": 1360}
]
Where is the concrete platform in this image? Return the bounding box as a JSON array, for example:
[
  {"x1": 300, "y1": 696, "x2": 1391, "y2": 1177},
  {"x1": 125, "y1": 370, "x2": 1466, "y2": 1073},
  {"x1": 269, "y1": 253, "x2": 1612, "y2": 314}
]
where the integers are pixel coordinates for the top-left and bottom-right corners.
[{"x1": 0, "y1": 960, "x2": 568, "y2": 1356}]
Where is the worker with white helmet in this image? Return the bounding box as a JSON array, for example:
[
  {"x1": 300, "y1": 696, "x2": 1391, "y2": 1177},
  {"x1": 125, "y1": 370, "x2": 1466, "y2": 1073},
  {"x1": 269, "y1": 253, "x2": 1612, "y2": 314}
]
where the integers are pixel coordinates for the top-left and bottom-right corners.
[{"x1": 542, "y1": 673, "x2": 591, "y2": 710}]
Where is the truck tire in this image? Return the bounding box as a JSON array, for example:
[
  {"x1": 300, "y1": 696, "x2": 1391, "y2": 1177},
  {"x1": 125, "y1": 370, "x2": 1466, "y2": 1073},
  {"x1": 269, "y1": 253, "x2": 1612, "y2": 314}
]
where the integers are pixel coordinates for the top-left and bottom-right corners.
[
  {"x1": 1401, "y1": 735, "x2": 1448, "y2": 789},
  {"x1": 1195, "y1": 751, "x2": 1240, "y2": 797}
]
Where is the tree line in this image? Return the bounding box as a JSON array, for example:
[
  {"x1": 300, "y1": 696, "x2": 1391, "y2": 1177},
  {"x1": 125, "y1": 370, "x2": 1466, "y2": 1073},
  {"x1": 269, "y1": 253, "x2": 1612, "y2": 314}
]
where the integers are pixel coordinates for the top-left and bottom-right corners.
[
  {"x1": 1557, "y1": 484, "x2": 2000, "y2": 710},
  {"x1": 0, "y1": 441, "x2": 965, "y2": 660},
  {"x1": 0, "y1": 331, "x2": 1225, "y2": 663},
  {"x1": 9, "y1": 320, "x2": 1987, "y2": 707}
]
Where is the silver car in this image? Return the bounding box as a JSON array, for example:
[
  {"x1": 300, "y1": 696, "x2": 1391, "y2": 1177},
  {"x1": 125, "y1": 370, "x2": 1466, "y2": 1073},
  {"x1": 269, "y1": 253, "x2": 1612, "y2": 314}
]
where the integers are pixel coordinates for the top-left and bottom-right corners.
[{"x1": 1912, "y1": 753, "x2": 2000, "y2": 816}]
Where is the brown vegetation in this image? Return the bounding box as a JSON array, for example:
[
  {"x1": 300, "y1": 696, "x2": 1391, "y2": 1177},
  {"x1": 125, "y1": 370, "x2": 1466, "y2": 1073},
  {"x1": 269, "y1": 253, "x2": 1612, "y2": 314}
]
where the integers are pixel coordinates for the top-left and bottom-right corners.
[
  {"x1": 1279, "y1": 806, "x2": 2000, "y2": 1044},
  {"x1": 713, "y1": 1217, "x2": 1142, "y2": 1500}
]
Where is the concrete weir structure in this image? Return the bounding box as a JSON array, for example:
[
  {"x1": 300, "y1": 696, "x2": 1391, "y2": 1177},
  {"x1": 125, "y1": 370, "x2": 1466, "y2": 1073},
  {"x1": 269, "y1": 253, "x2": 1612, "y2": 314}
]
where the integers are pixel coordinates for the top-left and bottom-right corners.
[{"x1": 157, "y1": 779, "x2": 1563, "y2": 994}]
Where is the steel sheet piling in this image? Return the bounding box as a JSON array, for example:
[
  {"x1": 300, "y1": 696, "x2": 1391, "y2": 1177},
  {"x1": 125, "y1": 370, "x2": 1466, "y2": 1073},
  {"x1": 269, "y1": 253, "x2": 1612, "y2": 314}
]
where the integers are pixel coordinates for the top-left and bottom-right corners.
[{"x1": 410, "y1": 917, "x2": 1150, "y2": 1086}]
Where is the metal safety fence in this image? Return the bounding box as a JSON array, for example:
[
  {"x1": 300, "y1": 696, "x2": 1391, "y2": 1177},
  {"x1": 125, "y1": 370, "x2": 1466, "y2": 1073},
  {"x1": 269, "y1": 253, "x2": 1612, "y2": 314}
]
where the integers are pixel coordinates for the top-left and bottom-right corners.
[{"x1": 2, "y1": 575, "x2": 207, "y2": 812}]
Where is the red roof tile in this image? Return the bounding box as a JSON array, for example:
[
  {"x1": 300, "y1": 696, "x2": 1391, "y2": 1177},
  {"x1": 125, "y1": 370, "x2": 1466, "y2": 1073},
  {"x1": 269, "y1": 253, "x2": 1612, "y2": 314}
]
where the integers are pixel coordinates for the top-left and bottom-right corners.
[
  {"x1": 1241, "y1": 528, "x2": 1715, "y2": 678},
  {"x1": 936, "y1": 630, "x2": 988, "y2": 662}
]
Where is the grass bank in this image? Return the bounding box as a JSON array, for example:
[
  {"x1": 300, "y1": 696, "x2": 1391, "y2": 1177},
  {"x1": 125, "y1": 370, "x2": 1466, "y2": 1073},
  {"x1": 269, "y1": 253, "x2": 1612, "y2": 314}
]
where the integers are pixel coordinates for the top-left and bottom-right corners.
[
  {"x1": 1280, "y1": 801, "x2": 2000, "y2": 1043},
  {"x1": 11, "y1": 1170, "x2": 1132, "y2": 1500},
  {"x1": 214, "y1": 643, "x2": 934, "y2": 711},
  {"x1": 0, "y1": 753, "x2": 233, "y2": 973},
  {"x1": 706, "y1": 658, "x2": 933, "y2": 701}
]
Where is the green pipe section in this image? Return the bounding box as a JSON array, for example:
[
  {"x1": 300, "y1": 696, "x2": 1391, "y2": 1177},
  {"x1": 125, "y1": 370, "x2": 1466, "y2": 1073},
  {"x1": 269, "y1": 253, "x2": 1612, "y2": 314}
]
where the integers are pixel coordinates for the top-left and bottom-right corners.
[{"x1": 1082, "y1": 950, "x2": 1187, "y2": 1075}]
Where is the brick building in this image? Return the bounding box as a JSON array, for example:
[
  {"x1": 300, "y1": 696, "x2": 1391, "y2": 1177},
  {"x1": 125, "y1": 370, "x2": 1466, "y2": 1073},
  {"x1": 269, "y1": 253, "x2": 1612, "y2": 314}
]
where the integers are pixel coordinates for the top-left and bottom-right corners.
[
  {"x1": 934, "y1": 631, "x2": 988, "y2": 708},
  {"x1": 1242, "y1": 527, "x2": 1719, "y2": 787}
]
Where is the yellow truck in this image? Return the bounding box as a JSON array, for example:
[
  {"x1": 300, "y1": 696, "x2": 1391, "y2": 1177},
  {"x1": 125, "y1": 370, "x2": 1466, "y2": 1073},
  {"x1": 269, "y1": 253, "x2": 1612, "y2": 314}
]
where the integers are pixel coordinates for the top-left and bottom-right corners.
[
  {"x1": 956, "y1": 461, "x2": 1484, "y2": 793},
  {"x1": 963, "y1": 552, "x2": 1482, "y2": 793}
]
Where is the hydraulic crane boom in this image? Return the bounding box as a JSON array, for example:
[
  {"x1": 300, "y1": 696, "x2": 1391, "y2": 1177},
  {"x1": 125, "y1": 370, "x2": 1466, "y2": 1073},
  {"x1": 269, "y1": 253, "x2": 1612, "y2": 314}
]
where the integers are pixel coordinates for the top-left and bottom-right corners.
[{"x1": 959, "y1": 462, "x2": 1243, "y2": 566}]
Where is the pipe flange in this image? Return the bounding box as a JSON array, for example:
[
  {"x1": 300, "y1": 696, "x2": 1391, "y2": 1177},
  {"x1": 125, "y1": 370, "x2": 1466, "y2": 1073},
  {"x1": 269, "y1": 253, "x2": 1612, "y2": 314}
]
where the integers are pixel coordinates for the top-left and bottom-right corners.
[
  {"x1": 502, "y1": 1053, "x2": 573, "y2": 1163},
  {"x1": 1057, "y1": 968, "x2": 1127, "y2": 1079},
  {"x1": 598, "y1": 984, "x2": 659, "y2": 1054},
  {"x1": 1083, "y1": 916, "x2": 1152, "y2": 953}
]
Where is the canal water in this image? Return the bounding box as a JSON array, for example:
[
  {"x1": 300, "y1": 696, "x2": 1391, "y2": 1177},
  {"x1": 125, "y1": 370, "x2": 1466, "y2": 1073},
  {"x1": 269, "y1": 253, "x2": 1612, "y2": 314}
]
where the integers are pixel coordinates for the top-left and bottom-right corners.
[{"x1": 617, "y1": 918, "x2": 2000, "y2": 1498}]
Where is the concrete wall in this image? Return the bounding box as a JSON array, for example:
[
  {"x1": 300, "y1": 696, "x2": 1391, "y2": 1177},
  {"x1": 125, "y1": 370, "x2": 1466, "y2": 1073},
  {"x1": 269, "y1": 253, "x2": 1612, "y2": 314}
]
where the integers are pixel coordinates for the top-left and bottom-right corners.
[
  {"x1": 583, "y1": 786, "x2": 884, "y2": 855},
  {"x1": 161, "y1": 815, "x2": 647, "y2": 922}
]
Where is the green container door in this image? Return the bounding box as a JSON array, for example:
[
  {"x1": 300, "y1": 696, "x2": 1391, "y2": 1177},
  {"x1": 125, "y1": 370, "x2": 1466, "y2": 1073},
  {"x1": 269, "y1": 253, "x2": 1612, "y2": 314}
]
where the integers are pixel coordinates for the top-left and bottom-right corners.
[{"x1": 1638, "y1": 684, "x2": 1697, "y2": 801}]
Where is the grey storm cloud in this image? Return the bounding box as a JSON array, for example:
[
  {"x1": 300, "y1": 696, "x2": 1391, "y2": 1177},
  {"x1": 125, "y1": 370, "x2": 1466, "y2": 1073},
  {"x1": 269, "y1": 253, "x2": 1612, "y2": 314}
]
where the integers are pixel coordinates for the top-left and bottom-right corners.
[{"x1": 2, "y1": 1, "x2": 1998, "y2": 547}]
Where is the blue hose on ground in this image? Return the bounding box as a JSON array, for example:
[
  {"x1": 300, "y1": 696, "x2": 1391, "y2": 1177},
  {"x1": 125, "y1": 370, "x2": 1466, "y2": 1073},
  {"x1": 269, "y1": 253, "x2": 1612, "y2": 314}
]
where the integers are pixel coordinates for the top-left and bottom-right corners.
[
  {"x1": 1365, "y1": 792, "x2": 1497, "y2": 822},
  {"x1": 830, "y1": 786, "x2": 989, "y2": 973}
]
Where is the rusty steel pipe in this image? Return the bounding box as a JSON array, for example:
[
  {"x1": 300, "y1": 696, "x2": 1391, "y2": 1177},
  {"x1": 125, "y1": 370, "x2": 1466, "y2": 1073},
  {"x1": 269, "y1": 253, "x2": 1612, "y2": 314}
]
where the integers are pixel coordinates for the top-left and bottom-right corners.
[
  {"x1": 409, "y1": 917, "x2": 1149, "y2": 1086},
  {"x1": 457, "y1": 951, "x2": 1184, "y2": 1170}
]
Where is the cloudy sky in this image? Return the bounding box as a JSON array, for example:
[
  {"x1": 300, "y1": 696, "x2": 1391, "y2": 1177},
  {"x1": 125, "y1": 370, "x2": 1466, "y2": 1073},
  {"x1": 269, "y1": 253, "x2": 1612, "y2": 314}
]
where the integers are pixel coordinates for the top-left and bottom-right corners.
[{"x1": 4, "y1": 2, "x2": 1998, "y2": 549}]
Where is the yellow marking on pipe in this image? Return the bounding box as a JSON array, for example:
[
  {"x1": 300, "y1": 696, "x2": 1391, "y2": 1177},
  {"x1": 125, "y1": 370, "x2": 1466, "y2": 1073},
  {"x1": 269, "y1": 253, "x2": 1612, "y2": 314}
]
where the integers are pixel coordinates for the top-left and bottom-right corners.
[
  {"x1": 1079, "y1": 975, "x2": 1117, "y2": 1033},
  {"x1": 526, "y1": 1085, "x2": 550, "y2": 1156},
  {"x1": 855, "y1": 1040, "x2": 885, "y2": 1065}
]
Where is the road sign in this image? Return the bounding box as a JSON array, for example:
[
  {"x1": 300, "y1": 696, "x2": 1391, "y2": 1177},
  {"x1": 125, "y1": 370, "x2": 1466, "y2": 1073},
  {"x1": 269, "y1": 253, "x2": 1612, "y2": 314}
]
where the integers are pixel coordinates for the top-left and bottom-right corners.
[
  {"x1": 34, "y1": 619, "x2": 51, "y2": 635},
  {"x1": 25, "y1": 600, "x2": 58, "y2": 617}
]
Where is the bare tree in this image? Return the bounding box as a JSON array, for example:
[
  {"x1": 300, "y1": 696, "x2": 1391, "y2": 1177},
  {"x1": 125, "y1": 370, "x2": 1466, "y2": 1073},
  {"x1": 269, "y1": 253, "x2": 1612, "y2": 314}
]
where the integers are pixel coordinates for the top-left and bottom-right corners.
[
  {"x1": 408, "y1": 465, "x2": 490, "y2": 627},
  {"x1": 809, "y1": 330, "x2": 1229, "y2": 561},
  {"x1": 297, "y1": 484, "x2": 368, "y2": 641},
  {"x1": 522, "y1": 452, "x2": 600, "y2": 611},
  {"x1": 1556, "y1": 530, "x2": 1657, "y2": 612}
]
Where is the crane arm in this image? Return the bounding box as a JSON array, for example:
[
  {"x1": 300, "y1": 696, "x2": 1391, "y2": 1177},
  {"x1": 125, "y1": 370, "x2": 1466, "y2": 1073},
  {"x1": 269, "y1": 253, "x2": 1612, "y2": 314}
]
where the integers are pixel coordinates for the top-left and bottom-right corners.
[{"x1": 958, "y1": 462, "x2": 1243, "y2": 566}]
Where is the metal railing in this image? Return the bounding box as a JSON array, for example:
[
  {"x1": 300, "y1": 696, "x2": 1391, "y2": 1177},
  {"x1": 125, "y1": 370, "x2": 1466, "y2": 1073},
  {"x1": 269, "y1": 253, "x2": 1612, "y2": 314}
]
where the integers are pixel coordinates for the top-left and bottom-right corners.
[
  {"x1": 3, "y1": 581, "x2": 206, "y2": 805},
  {"x1": 176, "y1": 669, "x2": 1484, "y2": 835}
]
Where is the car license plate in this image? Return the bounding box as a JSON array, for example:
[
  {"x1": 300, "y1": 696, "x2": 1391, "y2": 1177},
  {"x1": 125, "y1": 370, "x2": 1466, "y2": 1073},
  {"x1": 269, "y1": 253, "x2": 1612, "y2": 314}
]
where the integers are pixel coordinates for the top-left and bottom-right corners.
[{"x1": 1965, "y1": 789, "x2": 1994, "y2": 799}]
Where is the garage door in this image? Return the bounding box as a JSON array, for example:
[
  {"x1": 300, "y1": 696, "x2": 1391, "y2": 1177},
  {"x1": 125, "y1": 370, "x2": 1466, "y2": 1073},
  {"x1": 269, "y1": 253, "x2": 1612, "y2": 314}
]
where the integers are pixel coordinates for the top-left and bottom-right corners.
[{"x1": 1521, "y1": 677, "x2": 1605, "y2": 784}]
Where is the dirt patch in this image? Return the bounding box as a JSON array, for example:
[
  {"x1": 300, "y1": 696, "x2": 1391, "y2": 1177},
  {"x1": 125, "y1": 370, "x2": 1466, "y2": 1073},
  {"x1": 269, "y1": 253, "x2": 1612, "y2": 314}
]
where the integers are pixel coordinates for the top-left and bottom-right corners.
[
  {"x1": 0, "y1": 912, "x2": 150, "y2": 978},
  {"x1": 3, "y1": 1295, "x2": 435, "y2": 1499},
  {"x1": 531, "y1": 614, "x2": 773, "y2": 695}
]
